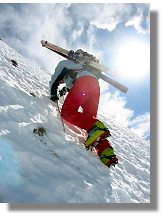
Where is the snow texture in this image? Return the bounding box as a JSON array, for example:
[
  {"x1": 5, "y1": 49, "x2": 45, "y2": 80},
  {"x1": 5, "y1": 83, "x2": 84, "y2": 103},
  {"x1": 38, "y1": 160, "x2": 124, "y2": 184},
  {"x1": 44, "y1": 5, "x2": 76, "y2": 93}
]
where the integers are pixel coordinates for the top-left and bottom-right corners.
[{"x1": 0, "y1": 40, "x2": 150, "y2": 203}]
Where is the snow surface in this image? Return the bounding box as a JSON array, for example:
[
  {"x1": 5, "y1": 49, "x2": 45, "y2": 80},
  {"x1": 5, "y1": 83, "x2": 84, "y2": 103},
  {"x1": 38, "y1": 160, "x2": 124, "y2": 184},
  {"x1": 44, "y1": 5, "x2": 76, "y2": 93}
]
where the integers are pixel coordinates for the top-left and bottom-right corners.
[{"x1": 0, "y1": 40, "x2": 150, "y2": 203}]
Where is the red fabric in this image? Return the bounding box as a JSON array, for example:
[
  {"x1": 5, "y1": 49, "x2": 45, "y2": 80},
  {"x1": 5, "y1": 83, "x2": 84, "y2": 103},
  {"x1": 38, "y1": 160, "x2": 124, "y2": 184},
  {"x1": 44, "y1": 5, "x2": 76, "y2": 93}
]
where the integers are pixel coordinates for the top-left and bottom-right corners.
[
  {"x1": 61, "y1": 76, "x2": 100, "y2": 132},
  {"x1": 95, "y1": 139, "x2": 111, "y2": 156}
]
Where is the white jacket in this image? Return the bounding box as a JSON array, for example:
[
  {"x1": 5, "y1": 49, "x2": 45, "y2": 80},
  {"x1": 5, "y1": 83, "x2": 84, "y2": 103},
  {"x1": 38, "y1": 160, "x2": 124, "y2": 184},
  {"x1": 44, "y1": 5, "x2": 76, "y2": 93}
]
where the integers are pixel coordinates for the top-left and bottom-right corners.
[{"x1": 49, "y1": 60, "x2": 100, "y2": 91}]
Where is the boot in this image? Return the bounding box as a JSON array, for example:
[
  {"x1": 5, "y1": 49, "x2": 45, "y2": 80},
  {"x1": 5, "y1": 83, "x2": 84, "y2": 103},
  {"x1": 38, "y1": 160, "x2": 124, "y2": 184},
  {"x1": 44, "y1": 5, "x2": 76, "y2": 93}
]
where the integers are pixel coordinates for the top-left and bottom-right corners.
[
  {"x1": 85, "y1": 119, "x2": 111, "y2": 149},
  {"x1": 95, "y1": 139, "x2": 118, "y2": 167}
]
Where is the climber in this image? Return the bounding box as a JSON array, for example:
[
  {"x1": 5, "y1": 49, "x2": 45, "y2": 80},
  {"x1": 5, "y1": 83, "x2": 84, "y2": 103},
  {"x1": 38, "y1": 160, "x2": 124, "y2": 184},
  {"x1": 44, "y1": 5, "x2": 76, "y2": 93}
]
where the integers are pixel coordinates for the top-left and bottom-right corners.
[{"x1": 49, "y1": 56, "x2": 118, "y2": 167}]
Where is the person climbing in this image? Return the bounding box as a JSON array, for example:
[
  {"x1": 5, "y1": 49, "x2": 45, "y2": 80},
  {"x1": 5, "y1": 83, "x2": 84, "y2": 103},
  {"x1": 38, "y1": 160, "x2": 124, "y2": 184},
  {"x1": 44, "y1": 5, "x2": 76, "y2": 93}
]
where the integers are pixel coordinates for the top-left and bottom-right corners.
[
  {"x1": 49, "y1": 56, "x2": 101, "y2": 133},
  {"x1": 49, "y1": 51, "x2": 118, "y2": 167}
]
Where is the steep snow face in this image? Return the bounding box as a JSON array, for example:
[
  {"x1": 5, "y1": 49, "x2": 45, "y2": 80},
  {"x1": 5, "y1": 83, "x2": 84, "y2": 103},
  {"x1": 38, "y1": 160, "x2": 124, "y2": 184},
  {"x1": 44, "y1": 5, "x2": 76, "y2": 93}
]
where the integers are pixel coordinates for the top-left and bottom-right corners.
[{"x1": 0, "y1": 40, "x2": 150, "y2": 203}]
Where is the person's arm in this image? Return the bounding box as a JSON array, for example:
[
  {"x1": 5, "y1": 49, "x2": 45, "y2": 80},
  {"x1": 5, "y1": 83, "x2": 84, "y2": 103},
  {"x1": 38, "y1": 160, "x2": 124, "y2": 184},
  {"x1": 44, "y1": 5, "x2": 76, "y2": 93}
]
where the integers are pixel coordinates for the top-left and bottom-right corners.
[
  {"x1": 50, "y1": 60, "x2": 83, "y2": 101},
  {"x1": 50, "y1": 68, "x2": 70, "y2": 100}
]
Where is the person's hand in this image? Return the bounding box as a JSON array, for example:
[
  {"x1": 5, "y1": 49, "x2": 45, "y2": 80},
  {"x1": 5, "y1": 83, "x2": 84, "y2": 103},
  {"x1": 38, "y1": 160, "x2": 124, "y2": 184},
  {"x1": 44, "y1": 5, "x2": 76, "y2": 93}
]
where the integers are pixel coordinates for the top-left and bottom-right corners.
[
  {"x1": 50, "y1": 95, "x2": 59, "y2": 102},
  {"x1": 59, "y1": 87, "x2": 70, "y2": 96}
]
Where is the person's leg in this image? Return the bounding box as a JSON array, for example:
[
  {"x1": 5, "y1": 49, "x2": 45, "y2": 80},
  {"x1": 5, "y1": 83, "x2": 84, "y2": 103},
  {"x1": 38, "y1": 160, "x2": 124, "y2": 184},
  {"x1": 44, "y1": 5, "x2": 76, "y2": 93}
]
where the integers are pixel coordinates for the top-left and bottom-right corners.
[
  {"x1": 81, "y1": 93, "x2": 100, "y2": 130},
  {"x1": 61, "y1": 76, "x2": 100, "y2": 132}
]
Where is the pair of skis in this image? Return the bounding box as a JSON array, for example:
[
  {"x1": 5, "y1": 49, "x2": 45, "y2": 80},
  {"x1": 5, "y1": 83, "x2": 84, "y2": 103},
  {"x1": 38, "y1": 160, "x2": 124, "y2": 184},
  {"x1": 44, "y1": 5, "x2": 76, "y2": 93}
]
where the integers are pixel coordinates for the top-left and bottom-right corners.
[{"x1": 41, "y1": 40, "x2": 128, "y2": 93}]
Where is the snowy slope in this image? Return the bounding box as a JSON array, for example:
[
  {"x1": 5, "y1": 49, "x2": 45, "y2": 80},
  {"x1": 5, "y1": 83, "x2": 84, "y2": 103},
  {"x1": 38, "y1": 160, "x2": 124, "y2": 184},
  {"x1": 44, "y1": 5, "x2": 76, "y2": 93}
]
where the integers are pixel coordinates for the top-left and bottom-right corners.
[{"x1": 0, "y1": 40, "x2": 150, "y2": 203}]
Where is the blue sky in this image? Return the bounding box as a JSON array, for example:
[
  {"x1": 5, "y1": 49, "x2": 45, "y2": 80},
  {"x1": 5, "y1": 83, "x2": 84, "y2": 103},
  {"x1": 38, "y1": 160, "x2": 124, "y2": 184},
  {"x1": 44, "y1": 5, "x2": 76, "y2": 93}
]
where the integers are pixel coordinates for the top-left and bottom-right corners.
[{"x1": 0, "y1": 3, "x2": 150, "y2": 140}]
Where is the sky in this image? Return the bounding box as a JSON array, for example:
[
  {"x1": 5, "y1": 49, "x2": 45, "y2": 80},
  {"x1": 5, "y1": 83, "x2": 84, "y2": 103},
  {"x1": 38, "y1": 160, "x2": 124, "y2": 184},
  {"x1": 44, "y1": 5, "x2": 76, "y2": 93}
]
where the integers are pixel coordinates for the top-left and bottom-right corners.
[{"x1": 0, "y1": 3, "x2": 150, "y2": 140}]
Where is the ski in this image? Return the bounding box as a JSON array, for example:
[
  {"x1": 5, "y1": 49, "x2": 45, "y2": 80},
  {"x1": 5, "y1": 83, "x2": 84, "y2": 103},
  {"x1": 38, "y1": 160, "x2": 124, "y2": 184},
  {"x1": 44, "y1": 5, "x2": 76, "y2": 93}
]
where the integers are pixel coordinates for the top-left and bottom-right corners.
[
  {"x1": 100, "y1": 73, "x2": 128, "y2": 93},
  {"x1": 41, "y1": 40, "x2": 128, "y2": 93}
]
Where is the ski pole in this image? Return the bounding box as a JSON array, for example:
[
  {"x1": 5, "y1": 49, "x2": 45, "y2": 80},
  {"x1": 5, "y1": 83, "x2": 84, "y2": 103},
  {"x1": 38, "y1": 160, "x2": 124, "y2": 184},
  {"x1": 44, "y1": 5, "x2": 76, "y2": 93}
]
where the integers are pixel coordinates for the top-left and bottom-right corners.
[{"x1": 56, "y1": 100, "x2": 66, "y2": 133}]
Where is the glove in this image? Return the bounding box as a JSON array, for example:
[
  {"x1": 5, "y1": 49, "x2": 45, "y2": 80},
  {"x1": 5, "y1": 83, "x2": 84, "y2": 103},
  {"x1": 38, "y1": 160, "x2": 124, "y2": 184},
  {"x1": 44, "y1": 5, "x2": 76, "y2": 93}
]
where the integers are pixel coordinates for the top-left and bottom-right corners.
[
  {"x1": 50, "y1": 94, "x2": 59, "y2": 102},
  {"x1": 59, "y1": 87, "x2": 69, "y2": 97}
]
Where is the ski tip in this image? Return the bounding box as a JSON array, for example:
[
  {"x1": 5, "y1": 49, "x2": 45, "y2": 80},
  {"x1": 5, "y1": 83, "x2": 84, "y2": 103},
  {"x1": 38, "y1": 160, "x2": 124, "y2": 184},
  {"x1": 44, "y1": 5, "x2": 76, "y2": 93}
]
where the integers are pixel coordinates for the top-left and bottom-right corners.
[
  {"x1": 122, "y1": 87, "x2": 129, "y2": 93},
  {"x1": 41, "y1": 40, "x2": 47, "y2": 47}
]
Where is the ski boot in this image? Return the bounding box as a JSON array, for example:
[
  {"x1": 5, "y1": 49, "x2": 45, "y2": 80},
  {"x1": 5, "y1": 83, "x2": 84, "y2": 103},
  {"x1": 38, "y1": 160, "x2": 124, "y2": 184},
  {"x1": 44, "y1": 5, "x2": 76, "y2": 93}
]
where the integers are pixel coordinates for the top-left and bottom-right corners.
[
  {"x1": 94, "y1": 138, "x2": 118, "y2": 167},
  {"x1": 85, "y1": 120, "x2": 118, "y2": 168},
  {"x1": 85, "y1": 119, "x2": 111, "y2": 149}
]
